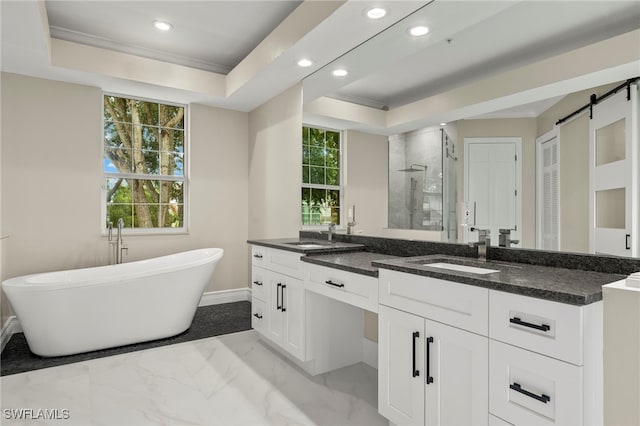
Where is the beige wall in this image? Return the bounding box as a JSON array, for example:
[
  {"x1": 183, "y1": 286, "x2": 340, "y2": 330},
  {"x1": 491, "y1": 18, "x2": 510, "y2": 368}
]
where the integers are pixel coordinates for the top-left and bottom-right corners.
[
  {"x1": 456, "y1": 118, "x2": 538, "y2": 248},
  {"x1": 248, "y1": 83, "x2": 302, "y2": 239},
  {"x1": 0, "y1": 74, "x2": 250, "y2": 324},
  {"x1": 344, "y1": 130, "x2": 388, "y2": 235}
]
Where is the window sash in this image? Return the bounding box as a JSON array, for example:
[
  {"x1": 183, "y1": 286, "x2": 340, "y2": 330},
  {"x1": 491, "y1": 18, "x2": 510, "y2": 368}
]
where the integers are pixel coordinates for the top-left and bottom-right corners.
[
  {"x1": 102, "y1": 93, "x2": 188, "y2": 233},
  {"x1": 301, "y1": 125, "x2": 344, "y2": 228}
]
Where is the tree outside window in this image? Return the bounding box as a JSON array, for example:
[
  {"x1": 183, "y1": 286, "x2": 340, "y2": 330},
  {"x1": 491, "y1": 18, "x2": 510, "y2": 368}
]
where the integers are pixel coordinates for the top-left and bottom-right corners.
[
  {"x1": 103, "y1": 95, "x2": 186, "y2": 230},
  {"x1": 301, "y1": 126, "x2": 341, "y2": 226}
]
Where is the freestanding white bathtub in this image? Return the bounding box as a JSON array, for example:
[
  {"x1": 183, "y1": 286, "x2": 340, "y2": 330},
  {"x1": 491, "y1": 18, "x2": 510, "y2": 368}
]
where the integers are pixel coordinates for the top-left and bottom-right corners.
[{"x1": 2, "y1": 248, "x2": 224, "y2": 357}]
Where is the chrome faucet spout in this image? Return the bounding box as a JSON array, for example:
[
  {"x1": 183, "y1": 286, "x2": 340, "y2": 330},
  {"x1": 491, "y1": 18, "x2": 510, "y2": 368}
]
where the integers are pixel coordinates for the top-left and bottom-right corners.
[
  {"x1": 328, "y1": 223, "x2": 336, "y2": 242},
  {"x1": 470, "y1": 227, "x2": 491, "y2": 261},
  {"x1": 347, "y1": 205, "x2": 357, "y2": 235},
  {"x1": 115, "y1": 218, "x2": 126, "y2": 264}
]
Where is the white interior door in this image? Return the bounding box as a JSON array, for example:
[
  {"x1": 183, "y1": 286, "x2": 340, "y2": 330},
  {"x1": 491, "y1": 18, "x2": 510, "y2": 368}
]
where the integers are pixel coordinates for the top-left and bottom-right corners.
[
  {"x1": 465, "y1": 138, "x2": 522, "y2": 246},
  {"x1": 589, "y1": 86, "x2": 638, "y2": 257},
  {"x1": 536, "y1": 132, "x2": 560, "y2": 251}
]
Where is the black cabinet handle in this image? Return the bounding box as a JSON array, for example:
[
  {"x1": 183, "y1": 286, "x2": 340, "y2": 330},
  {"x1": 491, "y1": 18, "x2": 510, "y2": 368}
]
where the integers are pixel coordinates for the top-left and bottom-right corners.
[
  {"x1": 426, "y1": 336, "x2": 434, "y2": 384},
  {"x1": 281, "y1": 284, "x2": 287, "y2": 312},
  {"x1": 510, "y1": 382, "x2": 550, "y2": 403},
  {"x1": 509, "y1": 317, "x2": 550, "y2": 332},
  {"x1": 412, "y1": 331, "x2": 420, "y2": 378},
  {"x1": 626, "y1": 234, "x2": 631, "y2": 250},
  {"x1": 325, "y1": 280, "x2": 345, "y2": 288},
  {"x1": 252, "y1": 280, "x2": 262, "y2": 286},
  {"x1": 276, "y1": 283, "x2": 282, "y2": 310},
  {"x1": 253, "y1": 254, "x2": 263, "y2": 259},
  {"x1": 253, "y1": 313, "x2": 262, "y2": 319}
]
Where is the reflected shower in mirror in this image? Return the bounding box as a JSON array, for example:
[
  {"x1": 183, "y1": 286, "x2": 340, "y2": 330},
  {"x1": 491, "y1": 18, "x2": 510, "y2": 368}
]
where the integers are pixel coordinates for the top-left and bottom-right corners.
[{"x1": 389, "y1": 128, "x2": 457, "y2": 242}]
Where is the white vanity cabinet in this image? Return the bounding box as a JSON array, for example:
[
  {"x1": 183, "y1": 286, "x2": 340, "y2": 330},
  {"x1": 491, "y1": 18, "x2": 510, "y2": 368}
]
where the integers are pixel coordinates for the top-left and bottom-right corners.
[
  {"x1": 250, "y1": 245, "x2": 307, "y2": 361},
  {"x1": 488, "y1": 290, "x2": 602, "y2": 425},
  {"x1": 378, "y1": 269, "x2": 489, "y2": 426}
]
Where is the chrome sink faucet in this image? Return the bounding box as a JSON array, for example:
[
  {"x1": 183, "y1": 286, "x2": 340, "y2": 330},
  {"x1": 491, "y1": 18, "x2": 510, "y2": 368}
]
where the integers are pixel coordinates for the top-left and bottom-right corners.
[
  {"x1": 347, "y1": 205, "x2": 357, "y2": 235},
  {"x1": 470, "y1": 227, "x2": 491, "y2": 262},
  {"x1": 328, "y1": 223, "x2": 336, "y2": 242}
]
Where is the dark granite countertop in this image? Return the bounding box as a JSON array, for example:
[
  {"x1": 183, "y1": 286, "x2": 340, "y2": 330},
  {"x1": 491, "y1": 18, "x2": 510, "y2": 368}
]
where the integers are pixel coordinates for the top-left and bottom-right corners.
[
  {"x1": 247, "y1": 238, "x2": 365, "y2": 254},
  {"x1": 372, "y1": 255, "x2": 626, "y2": 306},
  {"x1": 302, "y1": 252, "x2": 403, "y2": 277}
]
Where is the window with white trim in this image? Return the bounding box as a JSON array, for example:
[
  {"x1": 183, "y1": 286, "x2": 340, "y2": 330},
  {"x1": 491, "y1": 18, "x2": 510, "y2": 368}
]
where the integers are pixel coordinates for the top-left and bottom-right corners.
[
  {"x1": 301, "y1": 126, "x2": 342, "y2": 226},
  {"x1": 103, "y1": 94, "x2": 187, "y2": 231}
]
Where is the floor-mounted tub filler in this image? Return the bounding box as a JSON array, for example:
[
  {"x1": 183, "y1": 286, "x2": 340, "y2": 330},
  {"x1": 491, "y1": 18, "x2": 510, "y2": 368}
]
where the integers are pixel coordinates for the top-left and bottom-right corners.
[{"x1": 3, "y1": 248, "x2": 224, "y2": 357}]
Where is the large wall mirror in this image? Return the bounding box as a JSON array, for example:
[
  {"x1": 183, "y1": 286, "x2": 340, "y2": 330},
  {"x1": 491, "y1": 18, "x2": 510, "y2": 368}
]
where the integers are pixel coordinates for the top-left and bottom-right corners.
[{"x1": 301, "y1": 0, "x2": 640, "y2": 258}]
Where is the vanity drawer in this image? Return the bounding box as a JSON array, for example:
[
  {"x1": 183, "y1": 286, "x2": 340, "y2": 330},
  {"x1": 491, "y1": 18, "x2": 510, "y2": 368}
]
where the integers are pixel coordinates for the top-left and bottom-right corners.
[
  {"x1": 251, "y1": 266, "x2": 267, "y2": 302},
  {"x1": 379, "y1": 269, "x2": 488, "y2": 336},
  {"x1": 305, "y1": 263, "x2": 378, "y2": 312},
  {"x1": 489, "y1": 340, "x2": 583, "y2": 425},
  {"x1": 251, "y1": 245, "x2": 268, "y2": 266},
  {"x1": 489, "y1": 414, "x2": 513, "y2": 425},
  {"x1": 251, "y1": 298, "x2": 267, "y2": 335},
  {"x1": 251, "y1": 245, "x2": 304, "y2": 279},
  {"x1": 489, "y1": 290, "x2": 583, "y2": 365}
]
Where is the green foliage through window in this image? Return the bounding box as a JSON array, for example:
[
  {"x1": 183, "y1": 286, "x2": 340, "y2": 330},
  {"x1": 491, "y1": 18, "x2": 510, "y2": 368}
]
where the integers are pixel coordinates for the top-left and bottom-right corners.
[
  {"x1": 302, "y1": 126, "x2": 341, "y2": 226},
  {"x1": 103, "y1": 95, "x2": 186, "y2": 229}
]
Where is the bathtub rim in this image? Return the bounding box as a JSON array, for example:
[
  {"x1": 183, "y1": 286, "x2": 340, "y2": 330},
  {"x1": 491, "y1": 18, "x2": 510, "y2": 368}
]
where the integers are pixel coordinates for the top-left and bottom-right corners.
[{"x1": 2, "y1": 247, "x2": 224, "y2": 291}]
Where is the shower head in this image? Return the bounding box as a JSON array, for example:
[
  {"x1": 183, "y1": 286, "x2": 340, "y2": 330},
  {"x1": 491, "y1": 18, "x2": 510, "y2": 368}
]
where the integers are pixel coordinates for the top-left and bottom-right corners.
[{"x1": 397, "y1": 164, "x2": 427, "y2": 172}]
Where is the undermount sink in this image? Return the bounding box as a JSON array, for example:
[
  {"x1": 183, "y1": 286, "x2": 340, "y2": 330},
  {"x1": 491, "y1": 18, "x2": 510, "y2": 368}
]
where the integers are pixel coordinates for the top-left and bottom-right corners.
[
  {"x1": 424, "y1": 262, "x2": 500, "y2": 275},
  {"x1": 283, "y1": 241, "x2": 331, "y2": 249}
]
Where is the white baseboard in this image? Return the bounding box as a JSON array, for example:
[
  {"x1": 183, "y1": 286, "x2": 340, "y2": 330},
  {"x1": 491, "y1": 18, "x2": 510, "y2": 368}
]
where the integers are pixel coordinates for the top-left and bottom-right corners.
[
  {"x1": 198, "y1": 288, "x2": 251, "y2": 307},
  {"x1": 1, "y1": 316, "x2": 22, "y2": 353},
  {"x1": 363, "y1": 337, "x2": 378, "y2": 369}
]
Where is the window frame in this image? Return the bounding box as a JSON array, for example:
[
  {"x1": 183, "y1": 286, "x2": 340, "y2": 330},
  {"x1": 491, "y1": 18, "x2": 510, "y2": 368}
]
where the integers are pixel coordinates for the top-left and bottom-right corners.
[
  {"x1": 101, "y1": 92, "x2": 189, "y2": 235},
  {"x1": 301, "y1": 124, "x2": 345, "y2": 230}
]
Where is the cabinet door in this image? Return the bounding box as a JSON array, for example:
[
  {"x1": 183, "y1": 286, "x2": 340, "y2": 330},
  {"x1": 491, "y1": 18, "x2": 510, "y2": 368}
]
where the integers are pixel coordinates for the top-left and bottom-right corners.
[
  {"x1": 379, "y1": 305, "x2": 425, "y2": 426},
  {"x1": 425, "y1": 319, "x2": 488, "y2": 426},
  {"x1": 282, "y1": 276, "x2": 306, "y2": 360},
  {"x1": 267, "y1": 272, "x2": 284, "y2": 346}
]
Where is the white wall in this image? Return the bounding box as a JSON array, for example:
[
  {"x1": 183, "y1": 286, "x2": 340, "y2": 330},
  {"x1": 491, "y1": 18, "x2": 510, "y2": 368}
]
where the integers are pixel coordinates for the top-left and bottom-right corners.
[
  {"x1": 0, "y1": 73, "x2": 250, "y2": 324},
  {"x1": 248, "y1": 83, "x2": 303, "y2": 239}
]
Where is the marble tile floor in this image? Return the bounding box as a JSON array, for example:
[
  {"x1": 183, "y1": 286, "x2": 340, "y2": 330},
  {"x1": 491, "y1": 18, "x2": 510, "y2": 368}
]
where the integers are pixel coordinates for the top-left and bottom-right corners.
[
  {"x1": 1, "y1": 330, "x2": 387, "y2": 426},
  {"x1": 2, "y1": 301, "x2": 252, "y2": 376}
]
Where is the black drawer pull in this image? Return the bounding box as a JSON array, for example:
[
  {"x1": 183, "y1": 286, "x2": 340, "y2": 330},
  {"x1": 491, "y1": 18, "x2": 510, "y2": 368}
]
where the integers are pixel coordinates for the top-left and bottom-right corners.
[
  {"x1": 510, "y1": 382, "x2": 550, "y2": 403},
  {"x1": 276, "y1": 283, "x2": 282, "y2": 310},
  {"x1": 510, "y1": 317, "x2": 550, "y2": 332},
  {"x1": 252, "y1": 280, "x2": 263, "y2": 286},
  {"x1": 412, "y1": 331, "x2": 420, "y2": 378},
  {"x1": 281, "y1": 284, "x2": 287, "y2": 312},
  {"x1": 253, "y1": 254, "x2": 263, "y2": 259},
  {"x1": 626, "y1": 234, "x2": 631, "y2": 250},
  {"x1": 325, "y1": 280, "x2": 345, "y2": 288},
  {"x1": 426, "y1": 336, "x2": 434, "y2": 384},
  {"x1": 253, "y1": 313, "x2": 262, "y2": 319}
]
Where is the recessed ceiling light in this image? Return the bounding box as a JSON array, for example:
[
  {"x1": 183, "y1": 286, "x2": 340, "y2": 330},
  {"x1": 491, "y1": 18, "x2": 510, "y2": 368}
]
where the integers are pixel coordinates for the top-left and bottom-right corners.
[
  {"x1": 332, "y1": 69, "x2": 348, "y2": 77},
  {"x1": 366, "y1": 7, "x2": 387, "y2": 19},
  {"x1": 297, "y1": 59, "x2": 313, "y2": 67},
  {"x1": 153, "y1": 20, "x2": 173, "y2": 31},
  {"x1": 440, "y1": 122, "x2": 447, "y2": 126},
  {"x1": 409, "y1": 25, "x2": 429, "y2": 37}
]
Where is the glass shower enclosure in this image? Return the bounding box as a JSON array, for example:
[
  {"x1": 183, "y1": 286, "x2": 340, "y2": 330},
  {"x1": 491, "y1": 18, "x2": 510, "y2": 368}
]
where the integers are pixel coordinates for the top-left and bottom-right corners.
[{"x1": 388, "y1": 128, "x2": 457, "y2": 242}]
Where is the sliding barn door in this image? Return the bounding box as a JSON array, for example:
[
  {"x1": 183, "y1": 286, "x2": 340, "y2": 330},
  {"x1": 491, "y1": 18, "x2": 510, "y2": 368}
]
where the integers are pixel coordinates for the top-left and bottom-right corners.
[{"x1": 589, "y1": 85, "x2": 639, "y2": 257}]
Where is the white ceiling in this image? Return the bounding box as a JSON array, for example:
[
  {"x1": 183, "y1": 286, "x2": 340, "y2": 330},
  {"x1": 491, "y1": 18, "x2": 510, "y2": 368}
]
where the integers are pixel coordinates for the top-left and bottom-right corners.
[
  {"x1": 2, "y1": 0, "x2": 639, "y2": 125},
  {"x1": 315, "y1": 0, "x2": 640, "y2": 109},
  {"x1": 46, "y1": 1, "x2": 303, "y2": 74}
]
